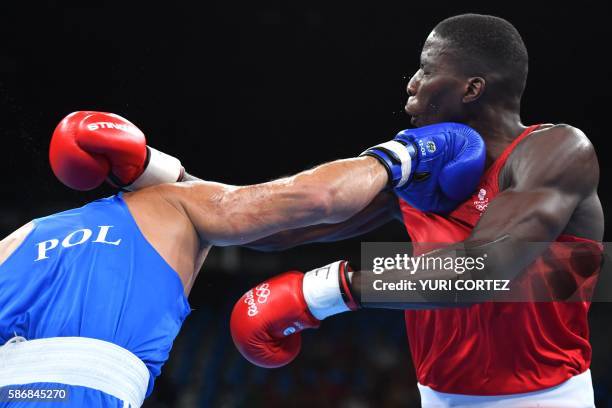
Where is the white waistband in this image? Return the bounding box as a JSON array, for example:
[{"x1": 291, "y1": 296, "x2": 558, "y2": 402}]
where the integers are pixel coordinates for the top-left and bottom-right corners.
[
  {"x1": 418, "y1": 369, "x2": 595, "y2": 408},
  {"x1": 0, "y1": 336, "x2": 149, "y2": 408}
]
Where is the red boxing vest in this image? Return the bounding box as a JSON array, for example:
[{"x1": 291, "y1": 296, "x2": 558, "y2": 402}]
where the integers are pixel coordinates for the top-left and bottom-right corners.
[{"x1": 400, "y1": 125, "x2": 602, "y2": 395}]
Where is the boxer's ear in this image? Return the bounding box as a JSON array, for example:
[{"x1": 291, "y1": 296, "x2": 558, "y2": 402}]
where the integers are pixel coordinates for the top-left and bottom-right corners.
[{"x1": 463, "y1": 77, "x2": 485, "y2": 103}]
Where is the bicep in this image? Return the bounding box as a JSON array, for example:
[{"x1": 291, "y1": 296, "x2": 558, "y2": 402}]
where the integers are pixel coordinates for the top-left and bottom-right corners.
[{"x1": 469, "y1": 187, "x2": 580, "y2": 243}]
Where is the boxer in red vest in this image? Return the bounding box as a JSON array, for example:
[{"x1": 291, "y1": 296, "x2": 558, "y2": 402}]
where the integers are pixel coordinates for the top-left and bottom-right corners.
[{"x1": 231, "y1": 13, "x2": 603, "y2": 408}]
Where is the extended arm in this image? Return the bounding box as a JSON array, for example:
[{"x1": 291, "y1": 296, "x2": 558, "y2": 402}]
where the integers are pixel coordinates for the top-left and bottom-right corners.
[
  {"x1": 134, "y1": 170, "x2": 400, "y2": 250},
  {"x1": 159, "y1": 156, "x2": 389, "y2": 246}
]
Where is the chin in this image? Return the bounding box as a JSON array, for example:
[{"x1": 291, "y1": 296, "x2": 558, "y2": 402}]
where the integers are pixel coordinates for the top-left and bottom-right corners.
[
  {"x1": 410, "y1": 115, "x2": 431, "y2": 128},
  {"x1": 405, "y1": 109, "x2": 420, "y2": 127},
  {"x1": 413, "y1": 116, "x2": 448, "y2": 128}
]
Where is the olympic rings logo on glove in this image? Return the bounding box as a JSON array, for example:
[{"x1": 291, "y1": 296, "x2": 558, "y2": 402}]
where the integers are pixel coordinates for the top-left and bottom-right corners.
[
  {"x1": 255, "y1": 283, "x2": 270, "y2": 304},
  {"x1": 243, "y1": 283, "x2": 271, "y2": 317}
]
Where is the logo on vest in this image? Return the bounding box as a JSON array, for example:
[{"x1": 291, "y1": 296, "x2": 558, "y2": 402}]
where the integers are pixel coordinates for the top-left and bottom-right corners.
[
  {"x1": 473, "y1": 188, "x2": 489, "y2": 213},
  {"x1": 34, "y1": 225, "x2": 122, "y2": 261}
]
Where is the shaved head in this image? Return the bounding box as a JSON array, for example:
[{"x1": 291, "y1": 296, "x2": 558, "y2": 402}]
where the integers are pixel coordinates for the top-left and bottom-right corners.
[{"x1": 432, "y1": 14, "x2": 528, "y2": 101}]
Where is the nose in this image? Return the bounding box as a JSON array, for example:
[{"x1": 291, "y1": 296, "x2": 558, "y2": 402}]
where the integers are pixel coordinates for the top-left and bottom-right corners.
[{"x1": 407, "y1": 70, "x2": 420, "y2": 96}]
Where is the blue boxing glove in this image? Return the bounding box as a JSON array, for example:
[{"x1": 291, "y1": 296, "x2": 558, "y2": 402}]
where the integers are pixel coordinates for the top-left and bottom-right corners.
[{"x1": 361, "y1": 122, "x2": 485, "y2": 214}]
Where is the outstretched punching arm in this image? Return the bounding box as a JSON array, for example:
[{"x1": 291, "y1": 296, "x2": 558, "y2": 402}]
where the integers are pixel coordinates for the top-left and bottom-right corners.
[{"x1": 157, "y1": 156, "x2": 388, "y2": 246}]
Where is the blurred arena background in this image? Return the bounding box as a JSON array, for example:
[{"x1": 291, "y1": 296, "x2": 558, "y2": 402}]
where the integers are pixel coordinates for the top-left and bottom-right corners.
[{"x1": 1, "y1": 1, "x2": 611, "y2": 407}]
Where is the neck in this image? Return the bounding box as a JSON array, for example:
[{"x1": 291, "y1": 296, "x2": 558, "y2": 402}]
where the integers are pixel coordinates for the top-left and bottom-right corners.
[{"x1": 463, "y1": 105, "x2": 526, "y2": 167}]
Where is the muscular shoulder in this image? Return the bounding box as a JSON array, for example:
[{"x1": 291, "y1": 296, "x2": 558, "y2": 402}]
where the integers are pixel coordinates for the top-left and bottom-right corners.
[
  {"x1": 512, "y1": 124, "x2": 596, "y2": 163},
  {"x1": 506, "y1": 124, "x2": 599, "y2": 195},
  {"x1": 122, "y1": 185, "x2": 202, "y2": 290},
  {"x1": 122, "y1": 185, "x2": 199, "y2": 248}
]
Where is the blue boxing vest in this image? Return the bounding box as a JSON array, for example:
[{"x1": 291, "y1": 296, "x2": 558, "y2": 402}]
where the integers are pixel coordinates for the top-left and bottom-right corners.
[{"x1": 0, "y1": 193, "x2": 191, "y2": 396}]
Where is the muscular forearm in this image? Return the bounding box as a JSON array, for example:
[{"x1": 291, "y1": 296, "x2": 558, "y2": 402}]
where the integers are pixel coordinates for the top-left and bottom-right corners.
[
  {"x1": 262, "y1": 156, "x2": 388, "y2": 225},
  {"x1": 223, "y1": 157, "x2": 388, "y2": 238},
  {"x1": 170, "y1": 156, "x2": 389, "y2": 246}
]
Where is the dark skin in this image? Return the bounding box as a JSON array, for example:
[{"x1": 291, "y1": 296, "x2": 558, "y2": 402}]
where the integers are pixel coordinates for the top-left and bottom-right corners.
[{"x1": 248, "y1": 30, "x2": 604, "y2": 308}]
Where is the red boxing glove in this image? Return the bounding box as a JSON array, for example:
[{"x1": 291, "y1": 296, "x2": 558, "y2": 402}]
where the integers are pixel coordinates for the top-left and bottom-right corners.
[
  {"x1": 230, "y1": 261, "x2": 358, "y2": 368},
  {"x1": 49, "y1": 111, "x2": 184, "y2": 191}
]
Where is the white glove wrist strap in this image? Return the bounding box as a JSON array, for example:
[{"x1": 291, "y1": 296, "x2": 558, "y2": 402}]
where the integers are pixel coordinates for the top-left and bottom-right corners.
[
  {"x1": 126, "y1": 146, "x2": 183, "y2": 191},
  {"x1": 302, "y1": 261, "x2": 350, "y2": 320}
]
